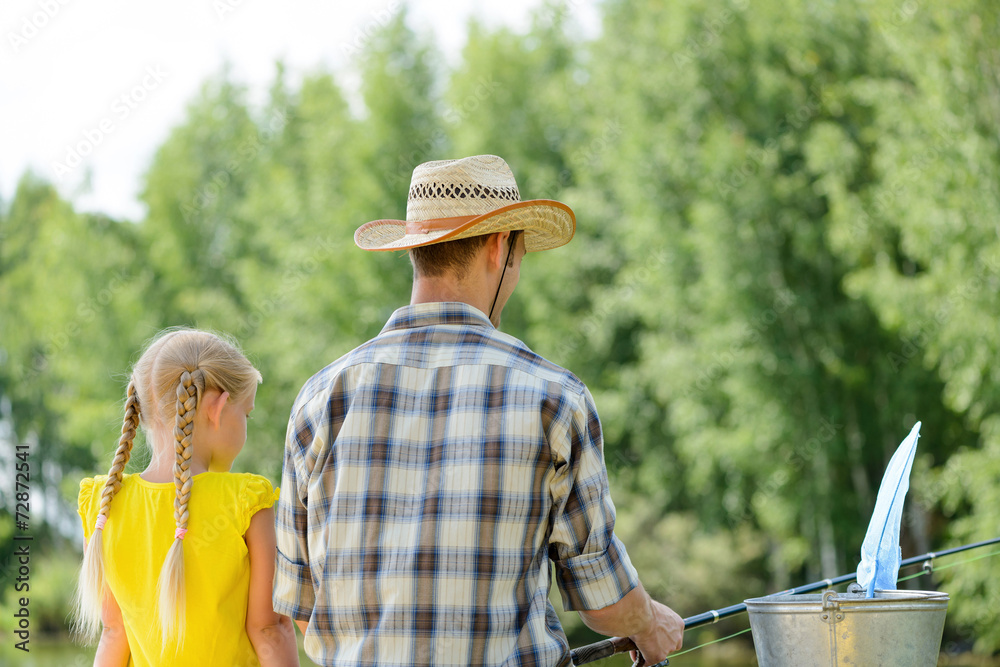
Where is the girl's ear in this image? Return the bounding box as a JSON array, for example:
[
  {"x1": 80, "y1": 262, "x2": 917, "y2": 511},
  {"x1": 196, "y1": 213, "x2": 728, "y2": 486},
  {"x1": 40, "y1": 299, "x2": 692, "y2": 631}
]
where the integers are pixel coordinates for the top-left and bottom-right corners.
[{"x1": 203, "y1": 390, "x2": 230, "y2": 429}]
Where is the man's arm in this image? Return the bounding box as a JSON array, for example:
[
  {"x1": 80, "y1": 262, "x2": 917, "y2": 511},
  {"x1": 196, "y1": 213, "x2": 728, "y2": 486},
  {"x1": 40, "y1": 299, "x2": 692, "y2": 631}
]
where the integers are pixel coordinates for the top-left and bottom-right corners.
[
  {"x1": 551, "y1": 387, "x2": 682, "y2": 664},
  {"x1": 577, "y1": 580, "x2": 683, "y2": 664},
  {"x1": 272, "y1": 406, "x2": 318, "y2": 631}
]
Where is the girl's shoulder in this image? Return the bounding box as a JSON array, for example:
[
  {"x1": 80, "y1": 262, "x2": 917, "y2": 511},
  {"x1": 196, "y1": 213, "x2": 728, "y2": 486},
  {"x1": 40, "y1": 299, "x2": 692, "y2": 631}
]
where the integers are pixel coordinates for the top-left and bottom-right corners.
[
  {"x1": 78, "y1": 475, "x2": 130, "y2": 538},
  {"x1": 77, "y1": 475, "x2": 113, "y2": 516},
  {"x1": 78, "y1": 474, "x2": 109, "y2": 492},
  {"x1": 196, "y1": 472, "x2": 280, "y2": 529},
  {"x1": 78, "y1": 473, "x2": 157, "y2": 502},
  {"x1": 78, "y1": 476, "x2": 100, "y2": 522},
  {"x1": 198, "y1": 471, "x2": 276, "y2": 493},
  {"x1": 79, "y1": 472, "x2": 148, "y2": 488}
]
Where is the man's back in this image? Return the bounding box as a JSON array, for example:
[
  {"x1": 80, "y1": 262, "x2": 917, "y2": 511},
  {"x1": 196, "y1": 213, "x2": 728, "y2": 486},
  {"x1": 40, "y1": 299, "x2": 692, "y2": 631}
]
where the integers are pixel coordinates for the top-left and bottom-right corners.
[{"x1": 274, "y1": 302, "x2": 638, "y2": 667}]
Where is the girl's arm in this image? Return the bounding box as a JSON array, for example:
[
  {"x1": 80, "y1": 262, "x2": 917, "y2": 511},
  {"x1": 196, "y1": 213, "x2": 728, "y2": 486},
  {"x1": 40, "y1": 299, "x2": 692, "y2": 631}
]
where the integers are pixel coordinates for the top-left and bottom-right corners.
[
  {"x1": 94, "y1": 589, "x2": 130, "y2": 667},
  {"x1": 246, "y1": 507, "x2": 300, "y2": 667}
]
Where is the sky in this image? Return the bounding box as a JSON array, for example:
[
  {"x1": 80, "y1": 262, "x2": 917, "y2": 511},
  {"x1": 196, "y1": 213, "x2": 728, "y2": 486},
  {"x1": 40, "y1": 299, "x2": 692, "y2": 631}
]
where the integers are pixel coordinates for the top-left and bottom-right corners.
[{"x1": 0, "y1": 0, "x2": 599, "y2": 221}]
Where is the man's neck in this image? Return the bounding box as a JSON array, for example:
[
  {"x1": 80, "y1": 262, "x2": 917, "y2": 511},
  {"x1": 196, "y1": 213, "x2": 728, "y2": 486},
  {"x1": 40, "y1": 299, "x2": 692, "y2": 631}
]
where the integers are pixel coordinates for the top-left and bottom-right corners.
[{"x1": 410, "y1": 275, "x2": 492, "y2": 316}]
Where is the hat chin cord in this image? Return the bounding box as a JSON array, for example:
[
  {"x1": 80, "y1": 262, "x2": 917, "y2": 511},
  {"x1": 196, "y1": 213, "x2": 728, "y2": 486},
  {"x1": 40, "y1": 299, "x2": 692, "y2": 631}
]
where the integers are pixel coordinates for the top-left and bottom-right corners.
[{"x1": 488, "y1": 236, "x2": 516, "y2": 323}]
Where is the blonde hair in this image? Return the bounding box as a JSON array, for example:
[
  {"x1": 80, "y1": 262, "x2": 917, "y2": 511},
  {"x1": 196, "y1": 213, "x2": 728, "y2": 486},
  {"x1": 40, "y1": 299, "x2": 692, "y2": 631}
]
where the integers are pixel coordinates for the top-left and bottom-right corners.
[{"x1": 72, "y1": 328, "x2": 261, "y2": 644}]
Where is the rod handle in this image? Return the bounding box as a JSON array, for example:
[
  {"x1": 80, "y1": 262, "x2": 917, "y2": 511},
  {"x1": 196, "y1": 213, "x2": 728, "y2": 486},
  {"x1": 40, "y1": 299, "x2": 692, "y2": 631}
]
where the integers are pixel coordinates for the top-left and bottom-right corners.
[{"x1": 571, "y1": 636, "x2": 637, "y2": 665}]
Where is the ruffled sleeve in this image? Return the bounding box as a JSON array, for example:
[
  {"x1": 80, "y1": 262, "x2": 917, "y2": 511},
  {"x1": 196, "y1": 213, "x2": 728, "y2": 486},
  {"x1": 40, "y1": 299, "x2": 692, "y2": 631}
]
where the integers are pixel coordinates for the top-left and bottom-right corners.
[
  {"x1": 240, "y1": 474, "x2": 280, "y2": 535},
  {"x1": 77, "y1": 476, "x2": 103, "y2": 541}
]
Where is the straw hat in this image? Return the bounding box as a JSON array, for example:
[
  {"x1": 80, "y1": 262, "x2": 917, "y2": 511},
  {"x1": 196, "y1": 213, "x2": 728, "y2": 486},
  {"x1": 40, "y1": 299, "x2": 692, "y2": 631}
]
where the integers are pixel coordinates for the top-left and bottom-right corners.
[{"x1": 354, "y1": 155, "x2": 575, "y2": 252}]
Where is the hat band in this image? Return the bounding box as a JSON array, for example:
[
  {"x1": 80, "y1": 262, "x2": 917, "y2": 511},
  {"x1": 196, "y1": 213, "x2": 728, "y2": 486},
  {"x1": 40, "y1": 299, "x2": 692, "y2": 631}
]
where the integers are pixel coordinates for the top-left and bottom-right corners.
[{"x1": 405, "y1": 215, "x2": 478, "y2": 235}]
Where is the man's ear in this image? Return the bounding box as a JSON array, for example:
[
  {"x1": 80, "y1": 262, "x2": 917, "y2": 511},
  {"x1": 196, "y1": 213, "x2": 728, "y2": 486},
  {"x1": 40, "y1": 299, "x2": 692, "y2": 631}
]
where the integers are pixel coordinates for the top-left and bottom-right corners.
[
  {"x1": 487, "y1": 231, "x2": 511, "y2": 270},
  {"x1": 201, "y1": 390, "x2": 229, "y2": 429}
]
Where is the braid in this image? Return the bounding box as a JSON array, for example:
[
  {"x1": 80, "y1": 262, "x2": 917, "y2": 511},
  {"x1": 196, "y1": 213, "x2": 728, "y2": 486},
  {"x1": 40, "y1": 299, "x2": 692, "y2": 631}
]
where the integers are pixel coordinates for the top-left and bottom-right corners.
[
  {"x1": 157, "y1": 369, "x2": 203, "y2": 644},
  {"x1": 72, "y1": 381, "x2": 141, "y2": 641},
  {"x1": 172, "y1": 370, "x2": 197, "y2": 536},
  {"x1": 100, "y1": 383, "x2": 141, "y2": 517}
]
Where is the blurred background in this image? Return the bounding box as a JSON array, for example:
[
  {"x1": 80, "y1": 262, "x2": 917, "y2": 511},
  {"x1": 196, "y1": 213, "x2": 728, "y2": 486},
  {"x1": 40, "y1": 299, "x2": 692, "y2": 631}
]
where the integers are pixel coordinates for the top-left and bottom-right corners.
[{"x1": 2, "y1": 0, "x2": 999, "y2": 664}]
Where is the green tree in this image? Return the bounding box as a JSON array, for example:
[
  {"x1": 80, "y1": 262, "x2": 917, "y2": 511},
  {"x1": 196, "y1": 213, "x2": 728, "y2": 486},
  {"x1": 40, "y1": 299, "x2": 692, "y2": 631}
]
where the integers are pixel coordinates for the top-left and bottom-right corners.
[
  {"x1": 557, "y1": 0, "x2": 969, "y2": 624},
  {"x1": 0, "y1": 175, "x2": 145, "y2": 616},
  {"x1": 444, "y1": 5, "x2": 596, "y2": 350},
  {"x1": 139, "y1": 70, "x2": 263, "y2": 327},
  {"x1": 0, "y1": 175, "x2": 146, "y2": 482},
  {"x1": 817, "y1": 0, "x2": 1000, "y2": 650}
]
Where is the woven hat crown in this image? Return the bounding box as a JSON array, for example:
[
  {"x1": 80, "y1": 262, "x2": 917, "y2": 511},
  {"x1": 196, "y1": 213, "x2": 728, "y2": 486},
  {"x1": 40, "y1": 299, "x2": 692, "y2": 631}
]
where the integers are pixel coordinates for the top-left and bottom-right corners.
[
  {"x1": 354, "y1": 154, "x2": 575, "y2": 252},
  {"x1": 405, "y1": 155, "x2": 522, "y2": 221}
]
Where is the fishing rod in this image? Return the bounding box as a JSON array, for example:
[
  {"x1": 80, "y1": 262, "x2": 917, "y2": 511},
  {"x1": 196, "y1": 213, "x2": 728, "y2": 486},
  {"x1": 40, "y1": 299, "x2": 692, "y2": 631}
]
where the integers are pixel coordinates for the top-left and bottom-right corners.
[{"x1": 570, "y1": 536, "x2": 1000, "y2": 665}]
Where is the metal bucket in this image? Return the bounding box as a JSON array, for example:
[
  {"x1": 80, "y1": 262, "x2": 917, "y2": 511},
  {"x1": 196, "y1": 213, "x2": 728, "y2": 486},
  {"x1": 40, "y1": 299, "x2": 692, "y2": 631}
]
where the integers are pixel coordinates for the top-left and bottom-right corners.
[{"x1": 744, "y1": 589, "x2": 949, "y2": 667}]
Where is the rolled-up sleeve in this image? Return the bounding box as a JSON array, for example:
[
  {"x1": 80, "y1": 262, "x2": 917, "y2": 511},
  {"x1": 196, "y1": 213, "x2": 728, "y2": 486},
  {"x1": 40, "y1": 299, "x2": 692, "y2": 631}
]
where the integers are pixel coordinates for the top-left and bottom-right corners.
[
  {"x1": 548, "y1": 387, "x2": 640, "y2": 611},
  {"x1": 272, "y1": 405, "x2": 317, "y2": 621}
]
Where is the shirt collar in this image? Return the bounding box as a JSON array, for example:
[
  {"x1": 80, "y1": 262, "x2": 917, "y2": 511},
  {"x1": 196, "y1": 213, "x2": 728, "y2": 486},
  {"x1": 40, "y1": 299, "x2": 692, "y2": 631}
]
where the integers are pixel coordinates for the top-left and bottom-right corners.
[{"x1": 380, "y1": 302, "x2": 495, "y2": 334}]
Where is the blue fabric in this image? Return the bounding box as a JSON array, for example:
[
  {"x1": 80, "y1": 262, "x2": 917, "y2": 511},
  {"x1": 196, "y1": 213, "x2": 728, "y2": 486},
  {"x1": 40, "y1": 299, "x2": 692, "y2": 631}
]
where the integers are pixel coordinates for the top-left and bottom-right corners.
[{"x1": 857, "y1": 421, "x2": 921, "y2": 597}]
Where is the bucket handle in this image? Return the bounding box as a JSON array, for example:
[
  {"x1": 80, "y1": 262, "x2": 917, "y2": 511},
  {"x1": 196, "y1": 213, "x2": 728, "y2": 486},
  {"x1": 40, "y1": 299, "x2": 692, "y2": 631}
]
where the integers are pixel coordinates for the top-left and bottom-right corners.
[{"x1": 821, "y1": 590, "x2": 845, "y2": 624}]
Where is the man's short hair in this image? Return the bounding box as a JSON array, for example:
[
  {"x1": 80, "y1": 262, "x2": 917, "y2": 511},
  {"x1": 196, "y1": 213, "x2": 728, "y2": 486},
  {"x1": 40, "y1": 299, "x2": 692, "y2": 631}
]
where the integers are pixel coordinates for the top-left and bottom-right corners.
[{"x1": 409, "y1": 231, "x2": 521, "y2": 278}]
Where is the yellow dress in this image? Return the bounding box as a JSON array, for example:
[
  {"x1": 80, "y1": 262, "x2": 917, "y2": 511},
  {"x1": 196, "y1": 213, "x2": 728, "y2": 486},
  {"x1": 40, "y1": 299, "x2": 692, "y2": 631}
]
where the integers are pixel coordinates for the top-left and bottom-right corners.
[{"x1": 78, "y1": 472, "x2": 279, "y2": 667}]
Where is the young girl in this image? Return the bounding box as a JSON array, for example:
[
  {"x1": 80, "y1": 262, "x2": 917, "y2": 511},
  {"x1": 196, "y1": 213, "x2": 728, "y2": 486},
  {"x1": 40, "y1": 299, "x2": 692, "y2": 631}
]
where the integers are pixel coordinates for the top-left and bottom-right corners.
[{"x1": 73, "y1": 328, "x2": 299, "y2": 667}]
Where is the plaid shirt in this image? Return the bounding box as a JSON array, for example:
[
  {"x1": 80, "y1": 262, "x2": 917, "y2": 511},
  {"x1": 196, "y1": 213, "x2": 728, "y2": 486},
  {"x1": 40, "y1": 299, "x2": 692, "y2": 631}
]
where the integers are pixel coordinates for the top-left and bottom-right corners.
[{"x1": 274, "y1": 302, "x2": 639, "y2": 667}]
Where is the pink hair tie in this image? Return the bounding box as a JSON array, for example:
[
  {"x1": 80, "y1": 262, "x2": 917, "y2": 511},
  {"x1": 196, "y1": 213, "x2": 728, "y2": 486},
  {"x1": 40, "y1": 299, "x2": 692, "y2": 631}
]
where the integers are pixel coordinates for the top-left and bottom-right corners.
[
  {"x1": 95, "y1": 515, "x2": 108, "y2": 531},
  {"x1": 174, "y1": 528, "x2": 188, "y2": 540}
]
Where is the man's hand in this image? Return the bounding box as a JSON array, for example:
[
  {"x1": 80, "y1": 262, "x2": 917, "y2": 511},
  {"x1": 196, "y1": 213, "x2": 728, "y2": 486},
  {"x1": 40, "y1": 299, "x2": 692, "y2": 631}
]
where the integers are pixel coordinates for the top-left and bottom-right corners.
[
  {"x1": 577, "y1": 583, "x2": 683, "y2": 665},
  {"x1": 628, "y1": 600, "x2": 683, "y2": 665}
]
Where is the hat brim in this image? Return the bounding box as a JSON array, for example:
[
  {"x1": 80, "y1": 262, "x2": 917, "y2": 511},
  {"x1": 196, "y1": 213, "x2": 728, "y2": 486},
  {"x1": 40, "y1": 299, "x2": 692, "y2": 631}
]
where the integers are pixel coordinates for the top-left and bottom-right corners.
[{"x1": 354, "y1": 200, "x2": 575, "y2": 252}]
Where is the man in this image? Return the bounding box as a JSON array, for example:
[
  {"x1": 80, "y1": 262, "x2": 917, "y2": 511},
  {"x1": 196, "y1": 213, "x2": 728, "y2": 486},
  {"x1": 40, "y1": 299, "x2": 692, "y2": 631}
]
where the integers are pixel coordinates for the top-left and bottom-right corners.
[{"x1": 273, "y1": 155, "x2": 683, "y2": 666}]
